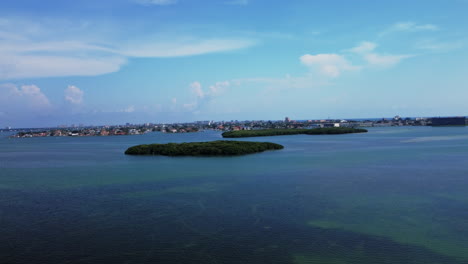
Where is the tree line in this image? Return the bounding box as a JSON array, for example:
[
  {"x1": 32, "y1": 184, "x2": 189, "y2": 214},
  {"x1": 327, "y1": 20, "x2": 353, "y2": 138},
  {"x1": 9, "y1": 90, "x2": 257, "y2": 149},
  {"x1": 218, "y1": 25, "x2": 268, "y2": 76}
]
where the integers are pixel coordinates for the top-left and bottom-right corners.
[
  {"x1": 222, "y1": 127, "x2": 368, "y2": 138},
  {"x1": 125, "y1": 140, "x2": 284, "y2": 156}
]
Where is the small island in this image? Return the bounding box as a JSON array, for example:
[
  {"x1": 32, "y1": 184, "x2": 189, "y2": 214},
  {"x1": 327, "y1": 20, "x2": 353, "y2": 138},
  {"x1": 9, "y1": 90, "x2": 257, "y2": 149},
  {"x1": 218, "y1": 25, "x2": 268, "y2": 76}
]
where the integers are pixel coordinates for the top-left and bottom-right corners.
[
  {"x1": 125, "y1": 140, "x2": 284, "y2": 156},
  {"x1": 222, "y1": 127, "x2": 368, "y2": 138}
]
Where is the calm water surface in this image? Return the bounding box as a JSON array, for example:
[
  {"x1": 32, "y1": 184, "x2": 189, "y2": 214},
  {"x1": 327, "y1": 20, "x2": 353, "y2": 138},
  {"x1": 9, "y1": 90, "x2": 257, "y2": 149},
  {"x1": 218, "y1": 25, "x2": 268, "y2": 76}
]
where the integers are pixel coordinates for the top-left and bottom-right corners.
[{"x1": 1, "y1": 127, "x2": 467, "y2": 263}]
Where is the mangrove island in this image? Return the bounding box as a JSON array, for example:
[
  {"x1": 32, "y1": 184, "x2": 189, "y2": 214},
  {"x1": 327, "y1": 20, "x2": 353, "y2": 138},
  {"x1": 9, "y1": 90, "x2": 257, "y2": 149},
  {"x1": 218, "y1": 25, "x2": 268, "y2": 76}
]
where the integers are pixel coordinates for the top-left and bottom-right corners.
[
  {"x1": 222, "y1": 127, "x2": 368, "y2": 138},
  {"x1": 125, "y1": 140, "x2": 284, "y2": 156}
]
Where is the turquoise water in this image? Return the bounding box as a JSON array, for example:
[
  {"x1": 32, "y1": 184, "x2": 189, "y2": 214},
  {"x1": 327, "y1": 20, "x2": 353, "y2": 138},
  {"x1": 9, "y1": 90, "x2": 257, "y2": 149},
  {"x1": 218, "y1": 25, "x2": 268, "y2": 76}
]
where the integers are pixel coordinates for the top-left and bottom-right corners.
[{"x1": 1, "y1": 127, "x2": 468, "y2": 263}]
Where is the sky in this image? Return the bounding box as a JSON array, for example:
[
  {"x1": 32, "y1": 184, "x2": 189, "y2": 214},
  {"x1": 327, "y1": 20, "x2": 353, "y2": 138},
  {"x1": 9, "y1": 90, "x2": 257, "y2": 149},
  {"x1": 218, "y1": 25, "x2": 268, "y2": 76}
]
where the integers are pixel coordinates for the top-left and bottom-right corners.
[{"x1": 1, "y1": 0, "x2": 467, "y2": 127}]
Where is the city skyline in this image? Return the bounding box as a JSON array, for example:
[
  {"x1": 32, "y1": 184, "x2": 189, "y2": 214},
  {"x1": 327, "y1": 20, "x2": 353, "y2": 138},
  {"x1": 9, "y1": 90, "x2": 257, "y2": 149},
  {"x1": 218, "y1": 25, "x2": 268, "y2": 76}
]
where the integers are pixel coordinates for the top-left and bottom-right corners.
[{"x1": 1, "y1": 0, "x2": 467, "y2": 127}]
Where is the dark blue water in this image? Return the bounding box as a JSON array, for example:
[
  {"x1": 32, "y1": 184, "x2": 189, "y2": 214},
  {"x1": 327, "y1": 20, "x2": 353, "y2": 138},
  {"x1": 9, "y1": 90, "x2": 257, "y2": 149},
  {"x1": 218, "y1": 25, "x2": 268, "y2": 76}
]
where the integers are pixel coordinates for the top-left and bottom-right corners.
[{"x1": 1, "y1": 127, "x2": 468, "y2": 263}]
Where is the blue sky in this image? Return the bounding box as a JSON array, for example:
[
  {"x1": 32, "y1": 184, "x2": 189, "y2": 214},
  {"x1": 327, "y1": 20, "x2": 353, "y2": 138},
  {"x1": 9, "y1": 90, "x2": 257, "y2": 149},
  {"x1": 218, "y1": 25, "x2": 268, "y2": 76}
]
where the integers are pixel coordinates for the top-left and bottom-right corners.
[{"x1": 1, "y1": 0, "x2": 467, "y2": 127}]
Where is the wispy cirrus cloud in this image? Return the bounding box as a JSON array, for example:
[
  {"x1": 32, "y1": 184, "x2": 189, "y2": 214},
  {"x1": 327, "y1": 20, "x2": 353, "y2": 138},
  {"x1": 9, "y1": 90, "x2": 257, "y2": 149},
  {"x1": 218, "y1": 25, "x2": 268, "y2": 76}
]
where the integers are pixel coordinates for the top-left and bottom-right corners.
[
  {"x1": 415, "y1": 39, "x2": 465, "y2": 52},
  {"x1": 0, "y1": 53, "x2": 126, "y2": 80},
  {"x1": 119, "y1": 38, "x2": 256, "y2": 57},
  {"x1": 380, "y1": 21, "x2": 439, "y2": 36},
  {"x1": 0, "y1": 18, "x2": 257, "y2": 80},
  {"x1": 225, "y1": 0, "x2": 249, "y2": 5},
  {"x1": 364, "y1": 53, "x2": 413, "y2": 67},
  {"x1": 349, "y1": 41, "x2": 377, "y2": 54},
  {"x1": 350, "y1": 41, "x2": 414, "y2": 67},
  {"x1": 133, "y1": 0, "x2": 178, "y2": 6},
  {"x1": 391, "y1": 22, "x2": 439, "y2": 32}
]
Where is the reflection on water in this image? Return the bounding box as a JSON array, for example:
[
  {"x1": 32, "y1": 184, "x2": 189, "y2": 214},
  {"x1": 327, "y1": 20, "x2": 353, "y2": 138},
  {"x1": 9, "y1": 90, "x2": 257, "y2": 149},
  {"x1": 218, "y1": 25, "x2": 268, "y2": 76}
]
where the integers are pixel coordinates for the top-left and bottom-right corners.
[{"x1": 1, "y1": 127, "x2": 468, "y2": 263}]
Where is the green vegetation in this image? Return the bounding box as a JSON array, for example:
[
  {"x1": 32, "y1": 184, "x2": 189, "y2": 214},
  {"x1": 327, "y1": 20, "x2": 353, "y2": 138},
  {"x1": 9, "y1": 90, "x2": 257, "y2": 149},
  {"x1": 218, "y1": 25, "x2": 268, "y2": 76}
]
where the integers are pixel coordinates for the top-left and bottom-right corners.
[
  {"x1": 124, "y1": 140, "x2": 284, "y2": 156},
  {"x1": 222, "y1": 127, "x2": 368, "y2": 138}
]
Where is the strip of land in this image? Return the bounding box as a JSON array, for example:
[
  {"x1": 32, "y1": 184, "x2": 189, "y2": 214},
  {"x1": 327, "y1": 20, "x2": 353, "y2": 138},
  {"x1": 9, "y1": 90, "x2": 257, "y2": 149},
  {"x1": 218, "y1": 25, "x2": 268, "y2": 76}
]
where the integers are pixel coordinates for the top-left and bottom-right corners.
[
  {"x1": 222, "y1": 127, "x2": 367, "y2": 138},
  {"x1": 125, "y1": 140, "x2": 284, "y2": 156}
]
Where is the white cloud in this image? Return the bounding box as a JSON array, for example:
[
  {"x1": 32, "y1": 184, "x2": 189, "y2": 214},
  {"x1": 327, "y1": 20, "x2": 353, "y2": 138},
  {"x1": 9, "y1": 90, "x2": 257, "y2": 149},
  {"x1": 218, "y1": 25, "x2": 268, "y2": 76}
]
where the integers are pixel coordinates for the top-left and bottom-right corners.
[
  {"x1": 0, "y1": 37, "x2": 256, "y2": 79},
  {"x1": 300, "y1": 53, "x2": 359, "y2": 77},
  {"x1": 415, "y1": 40, "x2": 464, "y2": 52},
  {"x1": 209, "y1": 81, "x2": 230, "y2": 96},
  {"x1": 0, "y1": 54, "x2": 126, "y2": 80},
  {"x1": 0, "y1": 83, "x2": 51, "y2": 114},
  {"x1": 15, "y1": 84, "x2": 51, "y2": 107},
  {"x1": 190, "y1": 81, "x2": 204, "y2": 98},
  {"x1": 120, "y1": 38, "x2": 256, "y2": 58},
  {"x1": 349, "y1": 41, "x2": 377, "y2": 54},
  {"x1": 0, "y1": 18, "x2": 256, "y2": 80},
  {"x1": 0, "y1": 41, "x2": 114, "y2": 54},
  {"x1": 190, "y1": 81, "x2": 229, "y2": 99},
  {"x1": 184, "y1": 80, "x2": 230, "y2": 113},
  {"x1": 64, "y1": 85, "x2": 84, "y2": 105},
  {"x1": 134, "y1": 0, "x2": 178, "y2": 6},
  {"x1": 225, "y1": 0, "x2": 249, "y2": 5},
  {"x1": 171, "y1": 98, "x2": 177, "y2": 104},
  {"x1": 380, "y1": 22, "x2": 440, "y2": 36},
  {"x1": 350, "y1": 41, "x2": 413, "y2": 68},
  {"x1": 364, "y1": 53, "x2": 413, "y2": 67},
  {"x1": 122, "y1": 105, "x2": 135, "y2": 113},
  {"x1": 391, "y1": 22, "x2": 439, "y2": 32}
]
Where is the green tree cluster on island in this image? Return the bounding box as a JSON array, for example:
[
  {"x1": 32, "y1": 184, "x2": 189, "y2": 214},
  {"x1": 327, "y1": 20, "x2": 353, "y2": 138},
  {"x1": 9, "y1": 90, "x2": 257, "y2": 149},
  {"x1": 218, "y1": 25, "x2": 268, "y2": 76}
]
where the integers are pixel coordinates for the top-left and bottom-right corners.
[
  {"x1": 222, "y1": 127, "x2": 368, "y2": 138},
  {"x1": 125, "y1": 140, "x2": 284, "y2": 156}
]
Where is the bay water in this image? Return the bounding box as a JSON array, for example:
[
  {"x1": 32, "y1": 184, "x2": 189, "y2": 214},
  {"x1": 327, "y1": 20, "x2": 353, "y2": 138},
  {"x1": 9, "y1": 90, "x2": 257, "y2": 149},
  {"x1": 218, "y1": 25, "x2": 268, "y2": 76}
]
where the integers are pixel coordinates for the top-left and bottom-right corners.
[{"x1": 1, "y1": 127, "x2": 467, "y2": 263}]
